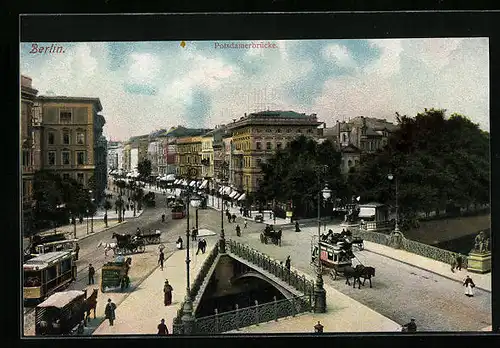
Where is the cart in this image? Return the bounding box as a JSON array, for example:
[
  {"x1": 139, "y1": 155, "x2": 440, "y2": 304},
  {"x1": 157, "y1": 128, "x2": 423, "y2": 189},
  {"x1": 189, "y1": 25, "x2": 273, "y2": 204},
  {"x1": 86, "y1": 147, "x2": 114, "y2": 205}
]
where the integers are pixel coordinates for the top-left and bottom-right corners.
[
  {"x1": 138, "y1": 230, "x2": 162, "y2": 244},
  {"x1": 100, "y1": 256, "x2": 132, "y2": 293}
]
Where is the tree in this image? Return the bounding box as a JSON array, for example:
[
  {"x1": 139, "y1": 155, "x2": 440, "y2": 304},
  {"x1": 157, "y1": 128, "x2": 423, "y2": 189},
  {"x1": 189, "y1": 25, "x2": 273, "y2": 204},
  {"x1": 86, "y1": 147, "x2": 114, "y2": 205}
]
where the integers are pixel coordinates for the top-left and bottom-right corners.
[
  {"x1": 350, "y1": 109, "x2": 490, "y2": 223},
  {"x1": 256, "y1": 136, "x2": 344, "y2": 219},
  {"x1": 115, "y1": 196, "x2": 124, "y2": 223},
  {"x1": 115, "y1": 180, "x2": 126, "y2": 196},
  {"x1": 103, "y1": 200, "x2": 112, "y2": 227},
  {"x1": 138, "y1": 159, "x2": 152, "y2": 182}
]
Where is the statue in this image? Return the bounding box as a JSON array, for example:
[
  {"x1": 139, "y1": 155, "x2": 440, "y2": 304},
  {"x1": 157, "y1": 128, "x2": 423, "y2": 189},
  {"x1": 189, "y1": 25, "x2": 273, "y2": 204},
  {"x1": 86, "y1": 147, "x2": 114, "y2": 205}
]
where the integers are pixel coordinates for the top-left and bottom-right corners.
[
  {"x1": 389, "y1": 231, "x2": 403, "y2": 249},
  {"x1": 472, "y1": 231, "x2": 488, "y2": 253}
]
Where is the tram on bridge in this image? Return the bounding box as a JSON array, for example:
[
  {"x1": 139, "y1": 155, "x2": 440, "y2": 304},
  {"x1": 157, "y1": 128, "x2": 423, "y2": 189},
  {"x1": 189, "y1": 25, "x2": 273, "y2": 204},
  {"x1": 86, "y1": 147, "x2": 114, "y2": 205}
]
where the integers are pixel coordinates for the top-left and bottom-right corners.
[{"x1": 23, "y1": 251, "x2": 77, "y2": 303}]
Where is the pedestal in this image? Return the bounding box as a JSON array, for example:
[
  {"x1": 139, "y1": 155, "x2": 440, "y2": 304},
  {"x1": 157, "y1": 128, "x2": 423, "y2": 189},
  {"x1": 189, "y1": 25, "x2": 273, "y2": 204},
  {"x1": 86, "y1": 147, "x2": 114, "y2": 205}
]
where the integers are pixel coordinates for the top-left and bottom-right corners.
[{"x1": 467, "y1": 252, "x2": 491, "y2": 274}]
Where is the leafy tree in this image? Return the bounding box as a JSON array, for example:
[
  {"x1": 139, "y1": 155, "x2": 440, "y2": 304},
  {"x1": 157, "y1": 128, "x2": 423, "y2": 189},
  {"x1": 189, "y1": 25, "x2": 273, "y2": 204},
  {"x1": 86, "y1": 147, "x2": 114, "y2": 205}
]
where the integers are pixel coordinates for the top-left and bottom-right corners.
[
  {"x1": 138, "y1": 159, "x2": 152, "y2": 182},
  {"x1": 115, "y1": 196, "x2": 125, "y2": 222},
  {"x1": 115, "y1": 179, "x2": 126, "y2": 196},
  {"x1": 103, "y1": 200, "x2": 112, "y2": 227}
]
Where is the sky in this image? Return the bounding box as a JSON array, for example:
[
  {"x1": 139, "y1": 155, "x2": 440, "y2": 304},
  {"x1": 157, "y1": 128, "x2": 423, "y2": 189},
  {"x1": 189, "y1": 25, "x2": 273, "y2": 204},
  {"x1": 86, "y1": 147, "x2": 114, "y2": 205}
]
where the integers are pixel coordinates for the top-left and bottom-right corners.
[{"x1": 20, "y1": 38, "x2": 489, "y2": 141}]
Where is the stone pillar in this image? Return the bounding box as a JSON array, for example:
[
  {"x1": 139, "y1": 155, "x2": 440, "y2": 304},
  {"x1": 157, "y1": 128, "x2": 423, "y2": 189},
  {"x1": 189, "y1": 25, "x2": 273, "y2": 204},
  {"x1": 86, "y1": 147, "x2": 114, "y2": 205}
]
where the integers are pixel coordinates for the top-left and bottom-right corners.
[
  {"x1": 467, "y1": 252, "x2": 491, "y2": 273},
  {"x1": 313, "y1": 272, "x2": 326, "y2": 313}
]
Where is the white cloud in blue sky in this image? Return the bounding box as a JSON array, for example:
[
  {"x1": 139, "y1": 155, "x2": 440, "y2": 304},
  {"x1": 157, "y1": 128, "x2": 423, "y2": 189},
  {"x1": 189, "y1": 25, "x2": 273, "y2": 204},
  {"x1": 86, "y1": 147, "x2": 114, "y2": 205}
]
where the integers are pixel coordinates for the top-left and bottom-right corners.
[{"x1": 20, "y1": 38, "x2": 489, "y2": 141}]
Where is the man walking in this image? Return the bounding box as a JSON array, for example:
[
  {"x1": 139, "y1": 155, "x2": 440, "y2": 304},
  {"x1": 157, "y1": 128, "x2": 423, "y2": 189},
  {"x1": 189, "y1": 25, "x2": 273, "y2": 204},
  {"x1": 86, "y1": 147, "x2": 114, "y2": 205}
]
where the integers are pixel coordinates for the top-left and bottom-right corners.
[
  {"x1": 402, "y1": 319, "x2": 417, "y2": 332},
  {"x1": 244, "y1": 220, "x2": 248, "y2": 229},
  {"x1": 456, "y1": 254, "x2": 463, "y2": 271},
  {"x1": 158, "y1": 318, "x2": 168, "y2": 335},
  {"x1": 236, "y1": 224, "x2": 241, "y2": 237},
  {"x1": 158, "y1": 250, "x2": 165, "y2": 271},
  {"x1": 196, "y1": 239, "x2": 203, "y2": 255},
  {"x1": 201, "y1": 239, "x2": 207, "y2": 254},
  {"x1": 104, "y1": 298, "x2": 117, "y2": 326},
  {"x1": 464, "y1": 276, "x2": 475, "y2": 297},
  {"x1": 191, "y1": 227, "x2": 197, "y2": 241},
  {"x1": 88, "y1": 264, "x2": 95, "y2": 285},
  {"x1": 74, "y1": 243, "x2": 80, "y2": 261}
]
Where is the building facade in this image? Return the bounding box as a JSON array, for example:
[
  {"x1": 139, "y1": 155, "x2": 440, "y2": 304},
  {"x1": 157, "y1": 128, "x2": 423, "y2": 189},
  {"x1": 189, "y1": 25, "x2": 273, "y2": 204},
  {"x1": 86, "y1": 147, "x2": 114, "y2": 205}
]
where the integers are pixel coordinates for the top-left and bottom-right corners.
[
  {"x1": 107, "y1": 141, "x2": 120, "y2": 171},
  {"x1": 177, "y1": 136, "x2": 203, "y2": 179},
  {"x1": 147, "y1": 140, "x2": 160, "y2": 177},
  {"x1": 35, "y1": 96, "x2": 104, "y2": 195},
  {"x1": 324, "y1": 116, "x2": 398, "y2": 174},
  {"x1": 21, "y1": 75, "x2": 39, "y2": 235},
  {"x1": 226, "y1": 110, "x2": 322, "y2": 193},
  {"x1": 122, "y1": 142, "x2": 131, "y2": 172}
]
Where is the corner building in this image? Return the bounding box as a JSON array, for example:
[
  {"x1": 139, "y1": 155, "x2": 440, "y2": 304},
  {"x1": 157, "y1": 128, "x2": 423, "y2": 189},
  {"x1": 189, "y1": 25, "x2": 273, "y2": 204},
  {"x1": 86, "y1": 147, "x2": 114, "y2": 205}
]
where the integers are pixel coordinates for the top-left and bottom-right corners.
[{"x1": 226, "y1": 110, "x2": 322, "y2": 193}]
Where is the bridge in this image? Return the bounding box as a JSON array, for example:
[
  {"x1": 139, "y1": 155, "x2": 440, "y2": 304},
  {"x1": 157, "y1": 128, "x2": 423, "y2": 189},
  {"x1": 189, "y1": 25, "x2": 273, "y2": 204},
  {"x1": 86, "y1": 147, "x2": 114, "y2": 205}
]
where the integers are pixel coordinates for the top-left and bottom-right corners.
[{"x1": 172, "y1": 240, "x2": 316, "y2": 335}]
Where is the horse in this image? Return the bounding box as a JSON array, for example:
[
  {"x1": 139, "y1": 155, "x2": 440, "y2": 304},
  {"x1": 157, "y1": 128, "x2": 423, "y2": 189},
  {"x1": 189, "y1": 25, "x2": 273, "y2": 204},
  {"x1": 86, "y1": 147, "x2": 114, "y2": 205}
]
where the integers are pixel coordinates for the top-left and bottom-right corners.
[
  {"x1": 343, "y1": 266, "x2": 362, "y2": 289},
  {"x1": 83, "y1": 288, "x2": 98, "y2": 323},
  {"x1": 355, "y1": 265, "x2": 376, "y2": 288},
  {"x1": 97, "y1": 241, "x2": 117, "y2": 257}
]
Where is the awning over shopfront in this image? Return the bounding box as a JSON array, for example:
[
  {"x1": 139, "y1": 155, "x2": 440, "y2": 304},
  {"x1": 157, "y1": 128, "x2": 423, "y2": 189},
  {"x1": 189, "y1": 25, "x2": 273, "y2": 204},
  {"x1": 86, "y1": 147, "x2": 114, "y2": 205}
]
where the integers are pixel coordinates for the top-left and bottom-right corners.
[
  {"x1": 189, "y1": 180, "x2": 197, "y2": 187},
  {"x1": 237, "y1": 193, "x2": 246, "y2": 201},
  {"x1": 166, "y1": 174, "x2": 176, "y2": 181},
  {"x1": 223, "y1": 187, "x2": 232, "y2": 195},
  {"x1": 199, "y1": 180, "x2": 208, "y2": 189},
  {"x1": 229, "y1": 191, "x2": 238, "y2": 199},
  {"x1": 233, "y1": 193, "x2": 241, "y2": 200},
  {"x1": 358, "y1": 207, "x2": 376, "y2": 218}
]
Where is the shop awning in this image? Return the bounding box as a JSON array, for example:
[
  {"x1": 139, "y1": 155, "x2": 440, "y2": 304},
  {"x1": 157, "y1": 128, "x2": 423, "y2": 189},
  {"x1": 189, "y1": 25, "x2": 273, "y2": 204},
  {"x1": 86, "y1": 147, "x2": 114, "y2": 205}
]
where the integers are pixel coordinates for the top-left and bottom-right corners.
[
  {"x1": 358, "y1": 207, "x2": 376, "y2": 218},
  {"x1": 199, "y1": 180, "x2": 208, "y2": 189},
  {"x1": 224, "y1": 187, "x2": 232, "y2": 195},
  {"x1": 233, "y1": 193, "x2": 241, "y2": 200},
  {"x1": 166, "y1": 174, "x2": 176, "y2": 181},
  {"x1": 189, "y1": 180, "x2": 197, "y2": 187},
  {"x1": 229, "y1": 191, "x2": 238, "y2": 198},
  {"x1": 237, "y1": 193, "x2": 246, "y2": 201}
]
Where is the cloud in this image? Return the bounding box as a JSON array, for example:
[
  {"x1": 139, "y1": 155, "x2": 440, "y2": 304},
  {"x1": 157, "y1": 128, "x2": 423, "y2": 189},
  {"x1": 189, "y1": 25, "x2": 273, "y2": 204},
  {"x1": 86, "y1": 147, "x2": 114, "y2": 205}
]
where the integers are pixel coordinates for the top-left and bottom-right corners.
[{"x1": 20, "y1": 38, "x2": 489, "y2": 141}]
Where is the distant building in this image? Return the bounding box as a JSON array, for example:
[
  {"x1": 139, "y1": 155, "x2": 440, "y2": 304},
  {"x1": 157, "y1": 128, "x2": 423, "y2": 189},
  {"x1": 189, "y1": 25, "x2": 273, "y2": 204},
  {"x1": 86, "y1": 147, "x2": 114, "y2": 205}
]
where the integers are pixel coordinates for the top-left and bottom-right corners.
[
  {"x1": 226, "y1": 110, "x2": 322, "y2": 193},
  {"x1": 324, "y1": 116, "x2": 398, "y2": 174},
  {"x1": 107, "y1": 141, "x2": 121, "y2": 171},
  {"x1": 21, "y1": 75, "x2": 38, "y2": 235}
]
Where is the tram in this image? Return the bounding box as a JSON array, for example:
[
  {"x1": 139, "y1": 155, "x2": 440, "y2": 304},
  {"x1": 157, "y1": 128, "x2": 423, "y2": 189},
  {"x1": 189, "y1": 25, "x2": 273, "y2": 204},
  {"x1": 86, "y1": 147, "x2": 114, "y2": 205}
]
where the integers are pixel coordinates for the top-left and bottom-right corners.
[
  {"x1": 23, "y1": 251, "x2": 77, "y2": 303},
  {"x1": 33, "y1": 239, "x2": 78, "y2": 260},
  {"x1": 171, "y1": 203, "x2": 186, "y2": 219},
  {"x1": 310, "y1": 235, "x2": 354, "y2": 270}
]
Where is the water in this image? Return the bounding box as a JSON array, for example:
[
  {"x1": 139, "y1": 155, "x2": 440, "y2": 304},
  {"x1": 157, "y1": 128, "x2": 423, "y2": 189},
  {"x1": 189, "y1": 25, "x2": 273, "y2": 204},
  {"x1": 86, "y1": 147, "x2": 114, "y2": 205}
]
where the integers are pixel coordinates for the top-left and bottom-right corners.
[{"x1": 434, "y1": 229, "x2": 490, "y2": 254}]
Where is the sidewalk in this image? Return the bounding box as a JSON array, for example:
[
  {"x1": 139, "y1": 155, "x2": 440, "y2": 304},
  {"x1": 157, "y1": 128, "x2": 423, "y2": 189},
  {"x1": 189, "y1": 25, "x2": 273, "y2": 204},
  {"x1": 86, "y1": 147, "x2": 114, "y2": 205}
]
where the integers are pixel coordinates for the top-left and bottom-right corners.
[
  {"x1": 226, "y1": 264, "x2": 400, "y2": 333},
  {"x1": 93, "y1": 239, "x2": 217, "y2": 335}
]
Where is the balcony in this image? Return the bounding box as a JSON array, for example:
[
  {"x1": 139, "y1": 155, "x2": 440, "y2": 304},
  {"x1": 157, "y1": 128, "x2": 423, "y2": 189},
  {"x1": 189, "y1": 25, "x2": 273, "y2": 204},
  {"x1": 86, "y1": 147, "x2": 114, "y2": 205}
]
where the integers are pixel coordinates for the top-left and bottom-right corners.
[
  {"x1": 22, "y1": 165, "x2": 34, "y2": 175},
  {"x1": 45, "y1": 164, "x2": 96, "y2": 170}
]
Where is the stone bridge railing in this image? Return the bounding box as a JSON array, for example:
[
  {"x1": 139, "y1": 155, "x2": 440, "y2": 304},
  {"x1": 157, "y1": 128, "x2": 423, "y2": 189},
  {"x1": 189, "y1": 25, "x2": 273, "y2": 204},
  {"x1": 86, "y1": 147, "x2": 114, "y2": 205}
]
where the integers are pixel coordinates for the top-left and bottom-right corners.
[
  {"x1": 194, "y1": 294, "x2": 312, "y2": 334},
  {"x1": 353, "y1": 229, "x2": 469, "y2": 268},
  {"x1": 227, "y1": 240, "x2": 315, "y2": 298}
]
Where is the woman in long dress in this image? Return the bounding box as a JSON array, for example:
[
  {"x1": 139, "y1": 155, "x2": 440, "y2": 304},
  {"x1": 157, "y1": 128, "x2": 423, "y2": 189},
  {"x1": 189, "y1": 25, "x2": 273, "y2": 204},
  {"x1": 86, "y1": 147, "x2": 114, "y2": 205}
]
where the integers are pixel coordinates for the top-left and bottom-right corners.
[
  {"x1": 463, "y1": 276, "x2": 475, "y2": 297},
  {"x1": 164, "y1": 280, "x2": 173, "y2": 306}
]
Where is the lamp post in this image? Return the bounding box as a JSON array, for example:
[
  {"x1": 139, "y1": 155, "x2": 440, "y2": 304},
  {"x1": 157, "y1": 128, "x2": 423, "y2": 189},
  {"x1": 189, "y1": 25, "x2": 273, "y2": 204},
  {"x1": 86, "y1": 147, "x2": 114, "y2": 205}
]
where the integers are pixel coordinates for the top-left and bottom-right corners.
[
  {"x1": 86, "y1": 209, "x2": 89, "y2": 235},
  {"x1": 89, "y1": 190, "x2": 94, "y2": 233},
  {"x1": 219, "y1": 161, "x2": 229, "y2": 254},
  {"x1": 387, "y1": 173, "x2": 400, "y2": 232},
  {"x1": 181, "y1": 167, "x2": 198, "y2": 335},
  {"x1": 314, "y1": 166, "x2": 330, "y2": 313}
]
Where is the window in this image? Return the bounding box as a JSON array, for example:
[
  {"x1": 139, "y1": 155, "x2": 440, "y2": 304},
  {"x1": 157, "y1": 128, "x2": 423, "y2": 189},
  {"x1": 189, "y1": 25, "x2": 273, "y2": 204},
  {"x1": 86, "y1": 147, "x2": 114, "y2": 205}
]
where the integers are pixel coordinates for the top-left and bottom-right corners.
[
  {"x1": 297, "y1": 129, "x2": 302, "y2": 133},
  {"x1": 63, "y1": 174, "x2": 70, "y2": 180},
  {"x1": 60, "y1": 111, "x2": 72, "y2": 123},
  {"x1": 287, "y1": 128, "x2": 292, "y2": 133},
  {"x1": 77, "y1": 152, "x2": 85, "y2": 165},
  {"x1": 256, "y1": 142, "x2": 262, "y2": 150},
  {"x1": 62, "y1": 131, "x2": 70, "y2": 145},
  {"x1": 62, "y1": 151, "x2": 70, "y2": 165},
  {"x1": 266, "y1": 142, "x2": 272, "y2": 150},
  {"x1": 276, "y1": 143, "x2": 282, "y2": 150},
  {"x1": 348, "y1": 160, "x2": 353, "y2": 167},
  {"x1": 343, "y1": 134, "x2": 347, "y2": 142},
  {"x1": 307, "y1": 129, "x2": 313, "y2": 133},
  {"x1": 76, "y1": 132, "x2": 85, "y2": 144},
  {"x1": 48, "y1": 151, "x2": 56, "y2": 165},
  {"x1": 48, "y1": 132, "x2": 55, "y2": 145},
  {"x1": 266, "y1": 129, "x2": 272, "y2": 133},
  {"x1": 276, "y1": 128, "x2": 281, "y2": 133},
  {"x1": 256, "y1": 158, "x2": 262, "y2": 167},
  {"x1": 77, "y1": 173, "x2": 84, "y2": 183}
]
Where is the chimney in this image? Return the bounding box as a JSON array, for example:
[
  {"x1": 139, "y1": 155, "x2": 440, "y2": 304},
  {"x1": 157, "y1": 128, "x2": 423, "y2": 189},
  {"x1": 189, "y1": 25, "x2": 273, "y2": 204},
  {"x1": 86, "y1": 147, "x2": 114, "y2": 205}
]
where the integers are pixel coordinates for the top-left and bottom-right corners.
[
  {"x1": 244, "y1": 113, "x2": 247, "y2": 117},
  {"x1": 362, "y1": 116, "x2": 366, "y2": 128}
]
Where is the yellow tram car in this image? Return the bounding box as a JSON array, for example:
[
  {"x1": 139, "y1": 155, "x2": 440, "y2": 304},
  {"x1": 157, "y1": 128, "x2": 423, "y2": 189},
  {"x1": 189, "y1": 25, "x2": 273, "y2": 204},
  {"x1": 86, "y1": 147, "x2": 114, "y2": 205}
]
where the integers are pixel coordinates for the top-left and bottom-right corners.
[{"x1": 23, "y1": 251, "x2": 77, "y2": 303}]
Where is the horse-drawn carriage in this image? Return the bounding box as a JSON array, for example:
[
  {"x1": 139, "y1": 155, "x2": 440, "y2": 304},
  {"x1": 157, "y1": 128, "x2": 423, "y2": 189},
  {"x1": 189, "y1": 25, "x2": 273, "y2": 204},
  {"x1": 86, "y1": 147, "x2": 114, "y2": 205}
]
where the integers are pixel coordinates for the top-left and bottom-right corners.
[
  {"x1": 101, "y1": 256, "x2": 132, "y2": 293},
  {"x1": 112, "y1": 233, "x2": 146, "y2": 254},
  {"x1": 260, "y1": 225, "x2": 282, "y2": 246},
  {"x1": 135, "y1": 229, "x2": 162, "y2": 245},
  {"x1": 311, "y1": 235, "x2": 375, "y2": 289},
  {"x1": 34, "y1": 289, "x2": 97, "y2": 336}
]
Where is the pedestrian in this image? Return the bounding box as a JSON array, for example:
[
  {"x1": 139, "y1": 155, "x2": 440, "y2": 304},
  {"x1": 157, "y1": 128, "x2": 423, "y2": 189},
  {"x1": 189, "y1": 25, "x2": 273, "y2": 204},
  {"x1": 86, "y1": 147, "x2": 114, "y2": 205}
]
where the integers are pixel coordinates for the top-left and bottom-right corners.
[
  {"x1": 158, "y1": 250, "x2": 165, "y2": 271},
  {"x1": 402, "y1": 319, "x2": 417, "y2": 332},
  {"x1": 274, "y1": 216, "x2": 277, "y2": 224},
  {"x1": 196, "y1": 239, "x2": 203, "y2": 255},
  {"x1": 104, "y1": 298, "x2": 117, "y2": 326},
  {"x1": 463, "y1": 275, "x2": 475, "y2": 297},
  {"x1": 191, "y1": 227, "x2": 197, "y2": 241},
  {"x1": 269, "y1": 211, "x2": 273, "y2": 220},
  {"x1": 314, "y1": 321, "x2": 324, "y2": 333},
  {"x1": 158, "y1": 318, "x2": 168, "y2": 335},
  {"x1": 123, "y1": 207, "x2": 126, "y2": 216},
  {"x1": 285, "y1": 256, "x2": 291, "y2": 271},
  {"x1": 126, "y1": 204, "x2": 130, "y2": 211},
  {"x1": 104, "y1": 213, "x2": 108, "y2": 227},
  {"x1": 244, "y1": 220, "x2": 248, "y2": 229},
  {"x1": 295, "y1": 221, "x2": 301, "y2": 232},
  {"x1": 74, "y1": 243, "x2": 80, "y2": 261},
  {"x1": 450, "y1": 258, "x2": 457, "y2": 273},
  {"x1": 164, "y1": 280, "x2": 173, "y2": 306},
  {"x1": 456, "y1": 254, "x2": 463, "y2": 271},
  {"x1": 161, "y1": 214, "x2": 165, "y2": 223},
  {"x1": 88, "y1": 264, "x2": 95, "y2": 285},
  {"x1": 176, "y1": 236, "x2": 183, "y2": 250},
  {"x1": 240, "y1": 207, "x2": 243, "y2": 215},
  {"x1": 79, "y1": 216, "x2": 83, "y2": 224},
  {"x1": 236, "y1": 224, "x2": 241, "y2": 237},
  {"x1": 201, "y1": 239, "x2": 207, "y2": 253},
  {"x1": 232, "y1": 214, "x2": 236, "y2": 223}
]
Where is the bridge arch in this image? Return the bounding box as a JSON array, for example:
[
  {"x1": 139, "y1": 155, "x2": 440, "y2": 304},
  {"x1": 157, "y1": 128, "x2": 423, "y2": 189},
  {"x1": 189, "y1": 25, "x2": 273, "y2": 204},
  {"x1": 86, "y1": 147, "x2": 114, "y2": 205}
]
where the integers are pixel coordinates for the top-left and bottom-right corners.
[{"x1": 231, "y1": 271, "x2": 295, "y2": 299}]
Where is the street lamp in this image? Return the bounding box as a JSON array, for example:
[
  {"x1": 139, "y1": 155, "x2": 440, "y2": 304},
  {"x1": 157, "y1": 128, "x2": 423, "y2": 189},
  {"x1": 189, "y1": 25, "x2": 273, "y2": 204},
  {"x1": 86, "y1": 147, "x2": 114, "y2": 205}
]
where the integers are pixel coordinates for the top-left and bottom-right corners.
[
  {"x1": 181, "y1": 167, "x2": 197, "y2": 334},
  {"x1": 387, "y1": 173, "x2": 400, "y2": 232},
  {"x1": 191, "y1": 195, "x2": 201, "y2": 241},
  {"x1": 219, "y1": 161, "x2": 229, "y2": 254},
  {"x1": 89, "y1": 190, "x2": 94, "y2": 233},
  {"x1": 86, "y1": 209, "x2": 89, "y2": 235},
  {"x1": 314, "y1": 166, "x2": 329, "y2": 313}
]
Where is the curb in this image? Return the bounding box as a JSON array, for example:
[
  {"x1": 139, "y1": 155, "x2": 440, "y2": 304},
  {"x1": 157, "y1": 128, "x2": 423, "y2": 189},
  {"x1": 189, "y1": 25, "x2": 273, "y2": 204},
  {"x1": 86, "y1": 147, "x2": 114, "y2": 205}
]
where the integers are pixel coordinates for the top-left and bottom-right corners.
[
  {"x1": 363, "y1": 247, "x2": 491, "y2": 293},
  {"x1": 77, "y1": 221, "x2": 129, "y2": 242}
]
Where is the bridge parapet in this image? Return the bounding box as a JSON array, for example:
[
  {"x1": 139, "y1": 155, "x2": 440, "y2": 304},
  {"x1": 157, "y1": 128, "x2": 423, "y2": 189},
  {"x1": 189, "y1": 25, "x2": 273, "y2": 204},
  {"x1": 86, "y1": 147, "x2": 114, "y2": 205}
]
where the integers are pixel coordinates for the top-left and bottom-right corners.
[{"x1": 227, "y1": 240, "x2": 315, "y2": 298}]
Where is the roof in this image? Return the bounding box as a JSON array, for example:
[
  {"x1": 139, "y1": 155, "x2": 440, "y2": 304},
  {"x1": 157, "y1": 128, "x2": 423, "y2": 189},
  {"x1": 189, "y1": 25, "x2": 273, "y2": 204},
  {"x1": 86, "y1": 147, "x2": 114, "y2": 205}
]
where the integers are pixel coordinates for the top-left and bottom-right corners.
[
  {"x1": 36, "y1": 95, "x2": 103, "y2": 112},
  {"x1": 359, "y1": 202, "x2": 387, "y2": 208},
  {"x1": 24, "y1": 251, "x2": 72, "y2": 269},
  {"x1": 37, "y1": 290, "x2": 85, "y2": 309},
  {"x1": 249, "y1": 110, "x2": 317, "y2": 119}
]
